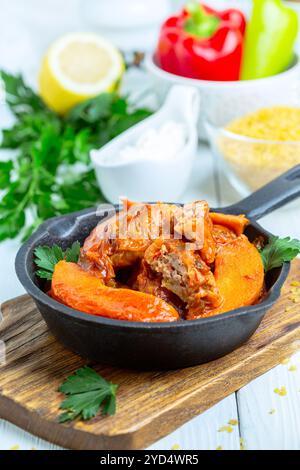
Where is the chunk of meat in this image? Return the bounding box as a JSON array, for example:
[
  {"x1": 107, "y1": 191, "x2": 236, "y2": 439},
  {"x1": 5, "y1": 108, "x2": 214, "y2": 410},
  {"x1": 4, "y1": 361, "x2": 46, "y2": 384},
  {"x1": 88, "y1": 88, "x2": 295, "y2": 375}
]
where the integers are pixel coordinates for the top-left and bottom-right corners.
[
  {"x1": 188, "y1": 235, "x2": 264, "y2": 319},
  {"x1": 212, "y1": 224, "x2": 237, "y2": 246},
  {"x1": 51, "y1": 261, "x2": 179, "y2": 323},
  {"x1": 210, "y1": 213, "x2": 249, "y2": 236},
  {"x1": 80, "y1": 213, "x2": 151, "y2": 283},
  {"x1": 174, "y1": 201, "x2": 216, "y2": 264},
  {"x1": 132, "y1": 260, "x2": 186, "y2": 316},
  {"x1": 144, "y1": 239, "x2": 222, "y2": 316}
]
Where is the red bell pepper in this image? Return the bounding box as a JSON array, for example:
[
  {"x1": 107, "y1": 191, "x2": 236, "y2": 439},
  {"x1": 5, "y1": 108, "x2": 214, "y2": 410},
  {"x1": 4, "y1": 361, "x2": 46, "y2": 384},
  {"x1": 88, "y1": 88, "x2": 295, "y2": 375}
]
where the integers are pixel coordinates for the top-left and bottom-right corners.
[{"x1": 155, "y1": 2, "x2": 246, "y2": 81}]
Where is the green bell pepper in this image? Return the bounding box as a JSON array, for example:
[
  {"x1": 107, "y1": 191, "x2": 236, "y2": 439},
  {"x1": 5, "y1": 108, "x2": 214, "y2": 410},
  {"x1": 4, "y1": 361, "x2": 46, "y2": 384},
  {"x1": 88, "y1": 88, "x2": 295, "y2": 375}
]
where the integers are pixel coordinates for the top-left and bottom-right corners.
[{"x1": 241, "y1": 0, "x2": 298, "y2": 80}]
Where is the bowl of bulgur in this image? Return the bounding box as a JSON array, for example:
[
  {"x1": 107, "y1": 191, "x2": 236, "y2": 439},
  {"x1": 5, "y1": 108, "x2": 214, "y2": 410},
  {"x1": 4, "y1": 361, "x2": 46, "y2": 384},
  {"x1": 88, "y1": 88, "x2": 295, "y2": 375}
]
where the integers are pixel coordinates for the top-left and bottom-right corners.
[{"x1": 205, "y1": 106, "x2": 300, "y2": 195}]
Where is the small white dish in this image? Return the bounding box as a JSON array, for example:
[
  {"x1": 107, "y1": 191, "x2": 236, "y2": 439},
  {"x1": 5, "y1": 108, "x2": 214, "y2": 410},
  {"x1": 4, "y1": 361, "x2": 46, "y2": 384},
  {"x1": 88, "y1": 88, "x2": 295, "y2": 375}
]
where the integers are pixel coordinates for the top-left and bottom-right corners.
[{"x1": 91, "y1": 85, "x2": 200, "y2": 203}]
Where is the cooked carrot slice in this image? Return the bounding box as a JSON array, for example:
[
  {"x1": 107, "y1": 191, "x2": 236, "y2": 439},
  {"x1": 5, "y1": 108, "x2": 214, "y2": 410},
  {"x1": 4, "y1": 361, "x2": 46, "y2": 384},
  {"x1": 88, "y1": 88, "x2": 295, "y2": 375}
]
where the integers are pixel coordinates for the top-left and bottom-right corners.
[
  {"x1": 210, "y1": 213, "x2": 249, "y2": 236},
  {"x1": 203, "y1": 235, "x2": 264, "y2": 317},
  {"x1": 51, "y1": 261, "x2": 179, "y2": 323}
]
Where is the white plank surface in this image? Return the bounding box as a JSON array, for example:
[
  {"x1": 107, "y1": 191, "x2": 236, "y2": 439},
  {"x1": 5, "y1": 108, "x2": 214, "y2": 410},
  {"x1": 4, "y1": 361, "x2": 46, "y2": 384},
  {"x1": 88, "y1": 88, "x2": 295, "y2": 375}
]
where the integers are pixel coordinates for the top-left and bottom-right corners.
[
  {"x1": 237, "y1": 352, "x2": 300, "y2": 450},
  {"x1": 1, "y1": 0, "x2": 300, "y2": 451},
  {"x1": 0, "y1": 421, "x2": 61, "y2": 451},
  {"x1": 150, "y1": 395, "x2": 240, "y2": 451}
]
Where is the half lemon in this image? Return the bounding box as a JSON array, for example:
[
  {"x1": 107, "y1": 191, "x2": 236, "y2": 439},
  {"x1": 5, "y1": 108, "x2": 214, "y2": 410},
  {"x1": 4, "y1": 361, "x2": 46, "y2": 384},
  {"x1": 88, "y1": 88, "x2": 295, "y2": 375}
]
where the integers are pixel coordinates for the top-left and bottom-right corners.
[{"x1": 39, "y1": 33, "x2": 124, "y2": 114}]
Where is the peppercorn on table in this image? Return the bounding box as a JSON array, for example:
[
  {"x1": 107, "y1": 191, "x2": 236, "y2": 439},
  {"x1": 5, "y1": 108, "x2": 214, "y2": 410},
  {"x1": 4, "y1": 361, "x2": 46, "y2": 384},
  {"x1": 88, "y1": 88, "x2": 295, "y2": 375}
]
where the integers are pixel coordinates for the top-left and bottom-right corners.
[{"x1": 1, "y1": 0, "x2": 300, "y2": 451}]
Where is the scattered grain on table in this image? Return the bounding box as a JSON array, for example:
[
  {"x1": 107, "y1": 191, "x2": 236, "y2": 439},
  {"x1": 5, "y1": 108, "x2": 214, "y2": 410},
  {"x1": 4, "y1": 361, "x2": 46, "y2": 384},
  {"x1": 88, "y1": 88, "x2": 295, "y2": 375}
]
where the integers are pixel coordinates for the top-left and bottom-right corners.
[
  {"x1": 289, "y1": 286, "x2": 300, "y2": 298},
  {"x1": 228, "y1": 419, "x2": 238, "y2": 426},
  {"x1": 240, "y1": 438, "x2": 246, "y2": 450},
  {"x1": 274, "y1": 387, "x2": 287, "y2": 396},
  {"x1": 288, "y1": 295, "x2": 300, "y2": 303},
  {"x1": 280, "y1": 358, "x2": 290, "y2": 365},
  {"x1": 218, "y1": 425, "x2": 233, "y2": 433},
  {"x1": 171, "y1": 444, "x2": 181, "y2": 450}
]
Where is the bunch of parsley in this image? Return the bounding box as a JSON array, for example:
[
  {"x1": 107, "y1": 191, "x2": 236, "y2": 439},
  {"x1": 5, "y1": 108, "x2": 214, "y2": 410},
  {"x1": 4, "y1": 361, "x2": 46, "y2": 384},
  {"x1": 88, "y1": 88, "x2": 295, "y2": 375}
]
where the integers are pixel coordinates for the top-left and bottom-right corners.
[{"x1": 0, "y1": 71, "x2": 151, "y2": 241}]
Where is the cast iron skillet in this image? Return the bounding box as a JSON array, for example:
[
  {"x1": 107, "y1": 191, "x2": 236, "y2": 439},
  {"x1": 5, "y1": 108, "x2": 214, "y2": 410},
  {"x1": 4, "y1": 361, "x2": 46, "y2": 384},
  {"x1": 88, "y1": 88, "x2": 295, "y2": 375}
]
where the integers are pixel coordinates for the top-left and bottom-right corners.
[{"x1": 15, "y1": 165, "x2": 300, "y2": 370}]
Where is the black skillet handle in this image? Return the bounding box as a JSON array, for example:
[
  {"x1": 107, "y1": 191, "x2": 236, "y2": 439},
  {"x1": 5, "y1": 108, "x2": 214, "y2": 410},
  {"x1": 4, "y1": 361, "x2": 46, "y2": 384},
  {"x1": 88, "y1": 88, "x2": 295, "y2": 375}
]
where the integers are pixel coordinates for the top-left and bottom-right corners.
[{"x1": 223, "y1": 165, "x2": 300, "y2": 220}]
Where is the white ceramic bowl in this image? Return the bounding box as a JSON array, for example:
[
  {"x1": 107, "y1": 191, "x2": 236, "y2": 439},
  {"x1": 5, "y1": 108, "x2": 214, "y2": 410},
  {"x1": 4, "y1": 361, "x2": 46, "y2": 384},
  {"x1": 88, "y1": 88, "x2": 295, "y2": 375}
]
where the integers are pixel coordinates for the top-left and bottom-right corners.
[
  {"x1": 145, "y1": 53, "x2": 300, "y2": 140},
  {"x1": 81, "y1": 0, "x2": 172, "y2": 52},
  {"x1": 91, "y1": 85, "x2": 200, "y2": 203}
]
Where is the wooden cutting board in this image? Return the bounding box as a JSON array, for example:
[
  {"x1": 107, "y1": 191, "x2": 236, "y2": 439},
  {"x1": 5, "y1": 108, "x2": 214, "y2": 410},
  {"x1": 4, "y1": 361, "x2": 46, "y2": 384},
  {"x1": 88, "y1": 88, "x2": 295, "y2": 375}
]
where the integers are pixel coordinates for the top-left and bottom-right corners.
[{"x1": 1, "y1": 261, "x2": 300, "y2": 450}]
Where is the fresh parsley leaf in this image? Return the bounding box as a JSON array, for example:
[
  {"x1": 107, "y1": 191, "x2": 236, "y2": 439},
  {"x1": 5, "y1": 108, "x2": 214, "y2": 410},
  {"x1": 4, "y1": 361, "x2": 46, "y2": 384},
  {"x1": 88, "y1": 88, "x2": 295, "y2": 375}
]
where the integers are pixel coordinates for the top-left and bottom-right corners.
[
  {"x1": 65, "y1": 241, "x2": 81, "y2": 263},
  {"x1": 34, "y1": 241, "x2": 81, "y2": 280},
  {"x1": 58, "y1": 366, "x2": 118, "y2": 423},
  {"x1": 59, "y1": 366, "x2": 109, "y2": 394},
  {"x1": 67, "y1": 93, "x2": 115, "y2": 123},
  {"x1": 66, "y1": 91, "x2": 152, "y2": 148},
  {"x1": 0, "y1": 161, "x2": 13, "y2": 189},
  {"x1": 0, "y1": 70, "x2": 47, "y2": 116},
  {"x1": 260, "y1": 236, "x2": 300, "y2": 271},
  {"x1": 35, "y1": 270, "x2": 54, "y2": 281},
  {"x1": 0, "y1": 210, "x2": 25, "y2": 241},
  {"x1": 0, "y1": 70, "x2": 152, "y2": 242},
  {"x1": 102, "y1": 393, "x2": 117, "y2": 416},
  {"x1": 58, "y1": 170, "x2": 104, "y2": 212}
]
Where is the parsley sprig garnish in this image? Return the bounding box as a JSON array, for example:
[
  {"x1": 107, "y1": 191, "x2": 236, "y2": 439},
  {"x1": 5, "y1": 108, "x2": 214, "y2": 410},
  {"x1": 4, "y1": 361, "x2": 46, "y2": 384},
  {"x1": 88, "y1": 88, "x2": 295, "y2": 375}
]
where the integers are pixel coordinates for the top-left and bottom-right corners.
[
  {"x1": 260, "y1": 236, "x2": 300, "y2": 272},
  {"x1": 0, "y1": 71, "x2": 151, "y2": 242},
  {"x1": 58, "y1": 366, "x2": 118, "y2": 423},
  {"x1": 34, "y1": 241, "x2": 81, "y2": 280}
]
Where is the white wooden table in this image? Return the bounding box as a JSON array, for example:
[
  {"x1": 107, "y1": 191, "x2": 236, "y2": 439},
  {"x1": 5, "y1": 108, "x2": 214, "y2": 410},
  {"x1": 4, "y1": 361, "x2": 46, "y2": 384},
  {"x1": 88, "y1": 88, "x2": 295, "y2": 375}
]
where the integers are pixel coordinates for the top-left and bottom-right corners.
[{"x1": 1, "y1": 0, "x2": 300, "y2": 451}]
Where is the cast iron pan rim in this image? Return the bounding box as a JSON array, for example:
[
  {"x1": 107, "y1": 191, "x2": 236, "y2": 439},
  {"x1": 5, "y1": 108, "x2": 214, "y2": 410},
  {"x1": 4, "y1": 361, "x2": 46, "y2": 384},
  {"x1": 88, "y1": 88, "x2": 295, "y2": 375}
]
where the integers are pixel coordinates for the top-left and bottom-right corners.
[{"x1": 15, "y1": 206, "x2": 290, "y2": 331}]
